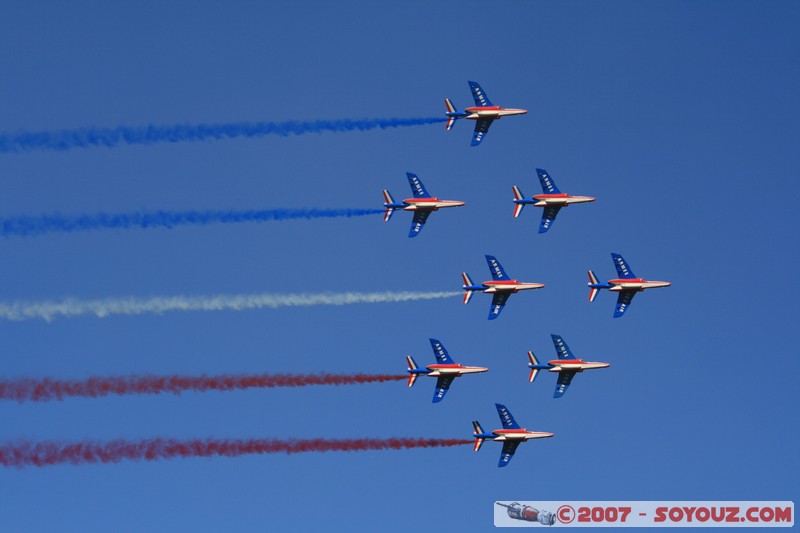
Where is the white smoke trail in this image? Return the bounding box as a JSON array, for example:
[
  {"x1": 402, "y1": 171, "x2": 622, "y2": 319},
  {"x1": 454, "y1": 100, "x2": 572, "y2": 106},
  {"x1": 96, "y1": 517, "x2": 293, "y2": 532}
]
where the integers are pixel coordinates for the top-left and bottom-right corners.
[{"x1": 0, "y1": 291, "x2": 461, "y2": 321}]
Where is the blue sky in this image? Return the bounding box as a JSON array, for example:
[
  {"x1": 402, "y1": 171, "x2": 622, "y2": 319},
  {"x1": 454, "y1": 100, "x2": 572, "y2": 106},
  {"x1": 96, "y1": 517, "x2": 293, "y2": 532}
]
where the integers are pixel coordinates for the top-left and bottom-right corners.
[{"x1": 0, "y1": 1, "x2": 798, "y2": 530}]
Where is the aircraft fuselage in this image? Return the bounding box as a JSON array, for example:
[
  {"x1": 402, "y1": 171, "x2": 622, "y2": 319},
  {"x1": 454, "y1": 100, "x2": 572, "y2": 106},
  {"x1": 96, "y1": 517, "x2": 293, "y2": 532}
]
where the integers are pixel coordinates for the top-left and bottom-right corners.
[
  {"x1": 491, "y1": 429, "x2": 554, "y2": 441},
  {"x1": 481, "y1": 280, "x2": 545, "y2": 294},
  {"x1": 530, "y1": 193, "x2": 596, "y2": 207},
  {"x1": 464, "y1": 106, "x2": 528, "y2": 119},
  {"x1": 424, "y1": 363, "x2": 488, "y2": 377},
  {"x1": 606, "y1": 278, "x2": 672, "y2": 291},
  {"x1": 545, "y1": 359, "x2": 611, "y2": 373},
  {"x1": 400, "y1": 197, "x2": 465, "y2": 211}
]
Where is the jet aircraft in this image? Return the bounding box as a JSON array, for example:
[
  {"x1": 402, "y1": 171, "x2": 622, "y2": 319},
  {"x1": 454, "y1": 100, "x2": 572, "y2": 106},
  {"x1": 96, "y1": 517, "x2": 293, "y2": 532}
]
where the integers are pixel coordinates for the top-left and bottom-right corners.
[
  {"x1": 527, "y1": 334, "x2": 610, "y2": 398},
  {"x1": 512, "y1": 168, "x2": 596, "y2": 233},
  {"x1": 406, "y1": 338, "x2": 488, "y2": 403},
  {"x1": 444, "y1": 81, "x2": 527, "y2": 146},
  {"x1": 588, "y1": 253, "x2": 671, "y2": 317},
  {"x1": 472, "y1": 403, "x2": 554, "y2": 467},
  {"x1": 462, "y1": 255, "x2": 545, "y2": 320},
  {"x1": 383, "y1": 172, "x2": 465, "y2": 237}
]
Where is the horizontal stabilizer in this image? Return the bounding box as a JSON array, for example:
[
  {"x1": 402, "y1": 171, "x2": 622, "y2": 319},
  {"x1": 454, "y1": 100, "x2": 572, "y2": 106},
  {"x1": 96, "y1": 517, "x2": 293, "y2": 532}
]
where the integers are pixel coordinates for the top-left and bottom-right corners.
[
  {"x1": 472, "y1": 421, "x2": 485, "y2": 451},
  {"x1": 527, "y1": 351, "x2": 540, "y2": 383},
  {"x1": 462, "y1": 273, "x2": 476, "y2": 304},
  {"x1": 406, "y1": 355, "x2": 418, "y2": 387},
  {"x1": 512, "y1": 186, "x2": 525, "y2": 218},
  {"x1": 587, "y1": 270, "x2": 599, "y2": 302}
]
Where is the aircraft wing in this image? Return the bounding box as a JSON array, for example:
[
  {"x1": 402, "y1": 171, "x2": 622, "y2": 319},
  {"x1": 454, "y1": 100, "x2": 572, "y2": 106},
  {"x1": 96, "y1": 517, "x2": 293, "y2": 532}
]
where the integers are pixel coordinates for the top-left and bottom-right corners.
[
  {"x1": 470, "y1": 119, "x2": 493, "y2": 146},
  {"x1": 429, "y1": 338, "x2": 455, "y2": 364},
  {"x1": 468, "y1": 81, "x2": 493, "y2": 107},
  {"x1": 488, "y1": 292, "x2": 511, "y2": 320},
  {"x1": 614, "y1": 291, "x2": 636, "y2": 318},
  {"x1": 554, "y1": 370, "x2": 577, "y2": 398},
  {"x1": 408, "y1": 210, "x2": 431, "y2": 238},
  {"x1": 406, "y1": 172, "x2": 431, "y2": 198},
  {"x1": 611, "y1": 253, "x2": 637, "y2": 279},
  {"x1": 432, "y1": 375, "x2": 456, "y2": 403},
  {"x1": 551, "y1": 334, "x2": 576, "y2": 360},
  {"x1": 495, "y1": 403, "x2": 521, "y2": 429},
  {"x1": 539, "y1": 205, "x2": 562, "y2": 233},
  {"x1": 536, "y1": 168, "x2": 561, "y2": 194},
  {"x1": 498, "y1": 440, "x2": 521, "y2": 468},
  {"x1": 485, "y1": 255, "x2": 511, "y2": 280}
]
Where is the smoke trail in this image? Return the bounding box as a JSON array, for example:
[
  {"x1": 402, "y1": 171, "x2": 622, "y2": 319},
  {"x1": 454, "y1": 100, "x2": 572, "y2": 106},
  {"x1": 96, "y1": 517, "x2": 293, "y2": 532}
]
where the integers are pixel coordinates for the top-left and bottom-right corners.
[
  {"x1": 0, "y1": 373, "x2": 407, "y2": 402},
  {"x1": 0, "y1": 437, "x2": 473, "y2": 468},
  {"x1": 0, "y1": 207, "x2": 384, "y2": 238},
  {"x1": 0, "y1": 116, "x2": 446, "y2": 153},
  {"x1": 0, "y1": 290, "x2": 461, "y2": 321}
]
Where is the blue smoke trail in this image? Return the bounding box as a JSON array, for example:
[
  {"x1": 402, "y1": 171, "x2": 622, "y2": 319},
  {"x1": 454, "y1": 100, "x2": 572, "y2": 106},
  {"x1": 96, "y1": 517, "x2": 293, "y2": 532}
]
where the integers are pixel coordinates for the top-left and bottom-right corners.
[
  {"x1": 0, "y1": 208, "x2": 385, "y2": 238},
  {"x1": 0, "y1": 116, "x2": 446, "y2": 153}
]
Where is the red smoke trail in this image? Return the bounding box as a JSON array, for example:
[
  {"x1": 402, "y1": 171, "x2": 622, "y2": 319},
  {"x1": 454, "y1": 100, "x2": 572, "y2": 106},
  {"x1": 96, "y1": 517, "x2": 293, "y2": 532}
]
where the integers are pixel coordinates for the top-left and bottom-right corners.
[
  {"x1": 0, "y1": 438, "x2": 473, "y2": 468},
  {"x1": 0, "y1": 373, "x2": 407, "y2": 402}
]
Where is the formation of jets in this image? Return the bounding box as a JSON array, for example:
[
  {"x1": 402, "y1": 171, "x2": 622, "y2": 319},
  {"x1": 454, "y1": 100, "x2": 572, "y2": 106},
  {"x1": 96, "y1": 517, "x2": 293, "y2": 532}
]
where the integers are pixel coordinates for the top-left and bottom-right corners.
[{"x1": 386, "y1": 81, "x2": 672, "y2": 467}]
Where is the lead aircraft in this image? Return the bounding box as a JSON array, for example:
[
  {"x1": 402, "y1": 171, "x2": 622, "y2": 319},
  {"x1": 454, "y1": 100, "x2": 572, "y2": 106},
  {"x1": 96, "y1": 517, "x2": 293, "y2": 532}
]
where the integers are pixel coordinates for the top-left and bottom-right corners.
[
  {"x1": 383, "y1": 172, "x2": 465, "y2": 237},
  {"x1": 462, "y1": 255, "x2": 545, "y2": 320},
  {"x1": 445, "y1": 81, "x2": 527, "y2": 146},
  {"x1": 406, "y1": 338, "x2": 488, "y2": 403},
  {"x1": 588, "y1": 253, "x2": 671, "y2": 317},
  {"x1": 512, "y1": 168, "x2": 596, "y2": 233},
  {"x1": 527, "y1": 334, "x2": 610, "y2": 398},
  {"x1": 472, "y1": 403, "x2": 554, "y2": 467}
]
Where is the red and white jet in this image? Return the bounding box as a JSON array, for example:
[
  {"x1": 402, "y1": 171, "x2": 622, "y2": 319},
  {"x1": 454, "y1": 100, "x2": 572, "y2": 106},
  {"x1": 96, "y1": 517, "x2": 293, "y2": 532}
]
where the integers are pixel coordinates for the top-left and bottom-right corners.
[
  {"x1": 445, "y1": 81, "x2": 527, "y2": 146},
  {"x1": 588, "y1": 253, "x2": 672, "y2": 317},
  {"x1": 527, "y1": 334, "x2": 611, "y2": 398},
  {"x1": 512, "y1": 168, "x2": 596, "y2": 233},
  {"x1": 462, "y1": 255, "x2": 545, "y2": 319},
  {"x1": 472, "y1": 403, "x2": 554, "y2": 467},
  {"x1": 406, "y1": 338, "x2": 488, "y2": 403},
  {"x1": 383, "y1": 172, "x2": 465, "y2": 237}
]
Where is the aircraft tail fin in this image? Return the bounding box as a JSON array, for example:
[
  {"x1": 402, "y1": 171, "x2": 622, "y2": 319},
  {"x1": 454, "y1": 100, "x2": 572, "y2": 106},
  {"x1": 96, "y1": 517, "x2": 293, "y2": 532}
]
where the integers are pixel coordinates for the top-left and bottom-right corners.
[
  {"x1": 472, "y1": 421, "x2": 486, "y2": 451},
  {"x1": 406, "y1": 355, "x2": 419, "y2": 387},
  {"x1": 527, "y1": 351, "x2": 540, "y2": 383},
  {"x1": 512, "y1": 186, "x2": 525, "y2": 217},
  {"x1": 383, "y1": 190, "x2": 396, "y2": 222},
  {"x1": 588, "y1": 270, "x2": 599, "y2": 302},
  {"x1": 462, "y1": 272, "x2": 476, "y2": 304}
]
